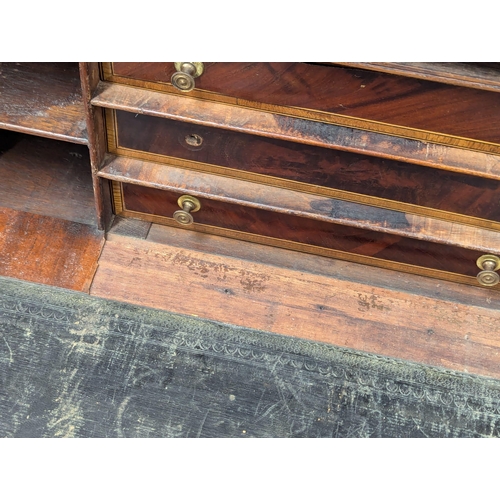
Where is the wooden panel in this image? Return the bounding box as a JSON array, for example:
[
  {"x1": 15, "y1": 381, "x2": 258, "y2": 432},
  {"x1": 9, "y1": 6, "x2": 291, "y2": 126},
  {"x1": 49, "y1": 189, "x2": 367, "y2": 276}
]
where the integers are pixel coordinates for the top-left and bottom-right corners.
[
  {"x1": 92, "y1": 82, "x2": 500, "y2": 178},
  {"x1": 118, "y1": 182, "x2": 489, "y2": 284},
  {"x1": 108, "y1": 215, "x2": 151, "y2": 239},
  {"x1": 107, "y1": 62, "x2": 500, "y2": 148},
  {"x1": 112, "y1": 109, "x2": 500, "y2": 226},
  {"x1": 0, "y1": 63, "x2": 87, "y2": 144},
  {"x1": 0, "y1": 207, "x2": 104, "y2": 291},
  {"x1": 91, "y1": 229, "x2": 500, "y2": 379},
  {"x1": 100, "y1": 156, "x2": 500, "y2": 252},
  {"x1": 0, "y1": 132, "x2": 96, "y2": 225},
  {"x1": 79, "y1": 62, "x2": 113, "y2": 230},
  {"x1": 338, "y1": 62, "x2": 500, "y2": 92}
]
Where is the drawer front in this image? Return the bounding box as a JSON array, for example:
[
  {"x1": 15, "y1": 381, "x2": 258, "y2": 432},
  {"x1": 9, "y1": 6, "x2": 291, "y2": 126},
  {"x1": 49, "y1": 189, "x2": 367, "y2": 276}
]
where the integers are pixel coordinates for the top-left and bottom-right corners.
[
  {"x1": 109, "y1": 109, "x2": 500, "y2": 230},
  {"x1": 103, "y1": 62, "x2": 500, "y2": 152},
  {"x1": 112, "y1": 181, "x2": 488, "y2": 287}
]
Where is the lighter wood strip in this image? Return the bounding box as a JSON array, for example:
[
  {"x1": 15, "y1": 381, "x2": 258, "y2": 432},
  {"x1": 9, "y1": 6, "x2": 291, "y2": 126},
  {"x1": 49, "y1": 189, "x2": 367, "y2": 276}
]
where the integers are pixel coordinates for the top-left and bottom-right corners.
[{"x1": 99, "y1": 156, "x2": 500, "y2": 253}]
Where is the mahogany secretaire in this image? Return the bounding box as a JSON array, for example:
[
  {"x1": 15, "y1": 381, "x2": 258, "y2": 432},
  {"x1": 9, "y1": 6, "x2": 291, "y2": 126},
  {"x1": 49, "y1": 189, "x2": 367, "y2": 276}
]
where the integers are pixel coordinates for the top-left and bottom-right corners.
[
  {"x1": 2, "y1": 61, "x2": 500, "y2": 380},
  {"x1": 89, "y1": 62, "x2": 500, "y2": 289},
  {"x1": 2, "y1": 62, "x2": 500, "y2": 291}
]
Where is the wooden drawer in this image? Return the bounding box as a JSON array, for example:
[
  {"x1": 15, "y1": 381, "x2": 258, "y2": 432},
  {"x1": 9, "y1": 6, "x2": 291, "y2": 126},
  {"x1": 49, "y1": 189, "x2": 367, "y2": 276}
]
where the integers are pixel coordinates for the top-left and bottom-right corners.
[
  {"x1": 107, "y1": 109, "x2": 500, "y2": 230},
  {"x1": 111, "y1": 180, "x2": 497, "y2": 288},
  {"x1": 103, "y1": 62, "x2": 500, "y2": 154}
]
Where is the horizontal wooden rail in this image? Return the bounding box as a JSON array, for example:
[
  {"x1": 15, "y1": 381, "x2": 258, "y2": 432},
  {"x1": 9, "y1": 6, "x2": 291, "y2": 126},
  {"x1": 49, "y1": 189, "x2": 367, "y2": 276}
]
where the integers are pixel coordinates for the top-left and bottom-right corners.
[
  {"x1": 99, "y1": 155, "x2": 500, "y2": 253},
  {"x1": 92, "y1": 81, "x2": 500, "y2": 181}
]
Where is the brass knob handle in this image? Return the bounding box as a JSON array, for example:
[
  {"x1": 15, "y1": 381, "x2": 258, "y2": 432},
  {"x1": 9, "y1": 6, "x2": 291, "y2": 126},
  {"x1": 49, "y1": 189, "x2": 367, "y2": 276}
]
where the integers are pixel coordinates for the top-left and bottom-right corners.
[
  {"x1": 171, "y1": 62, "x2": 204, "y2": 92},
  {"x1": 476, "y1": 254, "x2": 500, "y2": 286},
  {"x1": 173, "y1": 195, "x2": 201, "y2": 225}
]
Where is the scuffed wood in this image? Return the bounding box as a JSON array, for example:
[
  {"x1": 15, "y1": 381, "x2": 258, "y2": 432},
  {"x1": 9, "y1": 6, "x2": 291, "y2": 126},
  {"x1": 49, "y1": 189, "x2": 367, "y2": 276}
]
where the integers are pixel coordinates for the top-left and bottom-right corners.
[
  {"x1": 0, "y1": 63, "x2": 87, "y2": 144},
  {"x1": 91, "y1": 228, "x2": 500, "y2": 379},
  {"x1": 108, "y1": 215, "x2": 151, "y2": 239},
  {"x1": 0, "y1": 134, "x2": 96, "y2": 225},
  {"x1": 79, "y1": 62, "x2": 113, "y2": 230},
  {"x1": 0, "y1": 208, "x2": 104, "y2": 292},
  {"x1": 143, "y1": 223, "x2": 498, "y2": 308},
  {"x1": 92, "y1": 82, "x2": 500, "y2": 179},
  {"x1": 4, "y1": 274, "x2": 500, "y2": 438}
]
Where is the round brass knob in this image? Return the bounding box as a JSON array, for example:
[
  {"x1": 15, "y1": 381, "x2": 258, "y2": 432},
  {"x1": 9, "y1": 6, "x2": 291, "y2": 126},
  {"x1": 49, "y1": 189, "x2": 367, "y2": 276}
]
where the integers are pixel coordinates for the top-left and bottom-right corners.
[
  {"x1": 476, "y1": 254, "x2": 500, "y2": 287},
  {"x1": 173, "y1": 195, "x2": 201, "y2": 226},
  {"x1": 171, "y1": 62, "x2": 204, "y2": 92}
]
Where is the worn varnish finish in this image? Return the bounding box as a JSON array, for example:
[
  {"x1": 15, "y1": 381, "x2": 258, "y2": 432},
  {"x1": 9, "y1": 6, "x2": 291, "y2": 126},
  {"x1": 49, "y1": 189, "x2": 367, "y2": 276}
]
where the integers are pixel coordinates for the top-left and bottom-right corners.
[
  {"x1": 338, "y1": 62, "x2": 500, "y2": 92},
  {"x1": 4, "y1": 275, "x2": 500, "y2": 438},
  {"x1": 0, "y1": 133, "x2": 96, "y2": 225},
  {"x1": 93, "y1": 83, "x2": 500, "y2": 179},
  {"x1": 144, "y1": 223, "x2": 497, "y2": 307},
  {"x1": 0, "y1": 63, "x2": 88, "y2": 144},
  {"x1": 0, "y1": 208, "x2": 103, "y2": 291},
  {"x1": 105, "y1": 62, "x2": 500, "y2": 148},
  {"x1": 100, "y1": 156, "x2": 500, "y2": 252},
  {"x1": 117, "y1": 182, "x2": 488, "y2": 284},
  {"x1": 79, "y1": 63, "x2": 113, "y2": 230},
  {"x1": 91, "y1": 229, "x2": 500, "y2": 379},
  {"x1": 112, "y1": 109, "x2": 500, "y2": 227}
]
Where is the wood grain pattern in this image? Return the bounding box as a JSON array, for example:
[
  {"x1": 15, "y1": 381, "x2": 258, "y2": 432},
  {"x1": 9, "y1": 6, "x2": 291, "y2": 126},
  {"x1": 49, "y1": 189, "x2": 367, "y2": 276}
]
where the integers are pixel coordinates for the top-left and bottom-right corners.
[
  {"x1": 106, "y1": 62, "x2": 500, "y2": 148},
  {"x1": 91, "y1": 229, "x2": 500, "y2": 379},
  {"x1": 144, "y1": 223, "x2": 498, "y2": 307},
  {"x1": 118, "y1": 182, "x2": 488, "y2": 283},
  {"x1": 338, "y1": 62, "x2": 500, "y2": 92},
  {"x1": 108, "y1": 215, "x2": 151, "y2": 239},
  {"x1": 93, "y1": 82, "x2": 500, "y2": 178},
  {"x1": 0, "y1": 63, "x2": 87, "y2": 144},
  {"x1": 100, "y1": 156, "x2": 500, "y2": 251},
  {"x1": 5, "y1": 274, "x2": 500, "y2": 438},
  {"x1": 0, "y1": 207, "x2": 104, "y2": 291},
  {"x1": 79, "y1": 63, "x2": 113, "y2": 230},
  {"x1": 112, "y1": 109, "x2": 500, "y2": 227},
  {"x1": 0, "y1": 133, "x2": 96, "y2": 225}
]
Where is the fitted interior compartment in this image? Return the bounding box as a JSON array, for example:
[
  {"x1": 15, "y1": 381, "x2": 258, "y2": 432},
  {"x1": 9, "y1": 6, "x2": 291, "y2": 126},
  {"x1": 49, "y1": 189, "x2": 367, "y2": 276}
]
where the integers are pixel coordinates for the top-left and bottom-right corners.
[
  {"x1": 0, "y1": 130, "x2": 95, "y2": 225},
  {"x1": 0, "y1": 62, "x2": 88, "y2": 144}
]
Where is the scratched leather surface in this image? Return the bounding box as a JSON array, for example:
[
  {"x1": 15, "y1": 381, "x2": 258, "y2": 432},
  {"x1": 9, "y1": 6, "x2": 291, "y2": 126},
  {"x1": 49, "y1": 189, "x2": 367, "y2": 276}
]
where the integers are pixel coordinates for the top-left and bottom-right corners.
[{"x1": 0, "y1": 276, "x2": 499, "y2": 438}]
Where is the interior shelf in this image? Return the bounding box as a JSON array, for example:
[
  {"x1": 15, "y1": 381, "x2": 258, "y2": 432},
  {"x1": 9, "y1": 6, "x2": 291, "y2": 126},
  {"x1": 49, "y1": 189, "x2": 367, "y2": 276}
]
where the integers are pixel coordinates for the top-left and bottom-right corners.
[
  {"x1": 0, "y1": 131, "x2": 96, "y2": 225},
  {"x1": 336, "y1": 62, "x2": 500, "y2": 92},
  {"x1": 0, "y1": 63, "x2": 88, "y2": 144}
]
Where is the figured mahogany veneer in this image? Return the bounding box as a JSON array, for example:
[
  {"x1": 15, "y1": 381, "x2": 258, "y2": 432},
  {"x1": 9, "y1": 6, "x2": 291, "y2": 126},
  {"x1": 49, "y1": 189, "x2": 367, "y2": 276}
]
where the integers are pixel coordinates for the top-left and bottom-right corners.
[
  {"x1": 105, "y1": 62, "x2": 500, "y2": 149},
  {"x1": 92, "y1": 82, "x2": 500, "y2": 179},
  {"x1": 99, "y1": 156, "x2": 500, "y2": 253},
  {"x1": 111, "y1": 109, "x2": 500, "y2": 229},
  {"x1": 115, "y1": 182, "x2": 487, "y2": 286}
]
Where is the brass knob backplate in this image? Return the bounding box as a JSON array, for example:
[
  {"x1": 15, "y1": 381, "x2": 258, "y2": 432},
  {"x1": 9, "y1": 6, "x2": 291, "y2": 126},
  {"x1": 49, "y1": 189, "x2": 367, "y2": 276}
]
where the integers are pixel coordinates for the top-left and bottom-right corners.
[
  {"x1": 173, "y1": 195, "x2": 201, "y2": 226},
  {"x1": 476, "y1": 254, "x2": 500, "y2": 287},
  {"x1": 171, "y1": 62, "x2": 204, "y2": 92}
]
